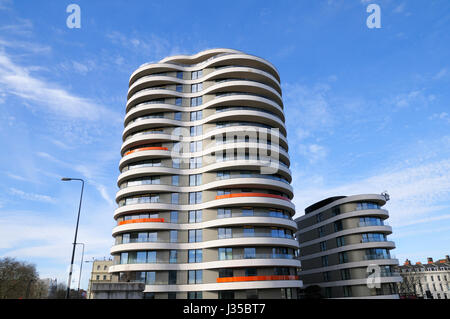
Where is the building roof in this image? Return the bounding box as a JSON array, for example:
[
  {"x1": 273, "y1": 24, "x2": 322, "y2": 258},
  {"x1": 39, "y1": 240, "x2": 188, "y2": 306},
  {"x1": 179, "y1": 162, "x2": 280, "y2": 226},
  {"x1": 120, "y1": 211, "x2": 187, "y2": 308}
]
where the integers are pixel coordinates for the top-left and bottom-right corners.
[{"x1": 304, "y1": 196, "x2": 347, "y2": 214}]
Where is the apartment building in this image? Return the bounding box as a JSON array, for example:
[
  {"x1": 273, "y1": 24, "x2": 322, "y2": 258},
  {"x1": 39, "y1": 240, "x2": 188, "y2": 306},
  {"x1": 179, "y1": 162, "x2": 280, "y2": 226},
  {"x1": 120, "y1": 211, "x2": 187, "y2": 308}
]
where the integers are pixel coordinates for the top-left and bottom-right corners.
[
  {"x1": 397, "y1": 256, "x2": 450, "y2": 299},
  {"x1": 108, "y1": 48, "x2": 302, "y2": 299},
  {"x1": 295, "y1": 194, "x2": 402, "y2": 298},
  {"x1": 87, "y1": 259, "x2": 114, "y2": 299}
]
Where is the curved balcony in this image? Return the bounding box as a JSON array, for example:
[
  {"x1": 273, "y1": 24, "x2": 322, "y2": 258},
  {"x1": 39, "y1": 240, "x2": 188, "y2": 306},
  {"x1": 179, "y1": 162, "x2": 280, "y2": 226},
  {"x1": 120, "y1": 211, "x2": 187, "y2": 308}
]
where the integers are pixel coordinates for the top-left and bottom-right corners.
[
  {"x1": 130, "y1": 49, "x2": 280, "y2": 87},
  {"x1": 128, "y1": 66, "x2": 282, "y2": 99}
]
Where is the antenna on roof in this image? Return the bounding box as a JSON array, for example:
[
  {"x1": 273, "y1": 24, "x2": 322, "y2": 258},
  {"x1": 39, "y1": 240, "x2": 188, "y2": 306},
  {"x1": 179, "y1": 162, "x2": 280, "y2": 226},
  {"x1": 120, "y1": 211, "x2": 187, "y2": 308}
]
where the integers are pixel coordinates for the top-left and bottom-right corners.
[{"x1": 381, "y1": 191, "x2": 390, "y2": 201}]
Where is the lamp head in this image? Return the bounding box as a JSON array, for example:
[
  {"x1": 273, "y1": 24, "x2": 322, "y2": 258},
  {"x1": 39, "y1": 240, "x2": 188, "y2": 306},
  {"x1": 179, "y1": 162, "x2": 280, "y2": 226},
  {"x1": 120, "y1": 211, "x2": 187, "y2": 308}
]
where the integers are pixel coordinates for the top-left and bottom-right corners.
[{"x1": 61, "y1": 177, "x2": 72, "y2": 181}]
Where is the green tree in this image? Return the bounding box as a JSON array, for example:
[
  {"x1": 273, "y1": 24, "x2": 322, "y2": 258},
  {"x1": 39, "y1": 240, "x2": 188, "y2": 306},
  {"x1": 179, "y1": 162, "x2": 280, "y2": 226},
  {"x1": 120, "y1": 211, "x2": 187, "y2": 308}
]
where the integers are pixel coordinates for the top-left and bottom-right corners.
[{"x1": 0, "y1": 257, "x2": 39, "y2": 299}]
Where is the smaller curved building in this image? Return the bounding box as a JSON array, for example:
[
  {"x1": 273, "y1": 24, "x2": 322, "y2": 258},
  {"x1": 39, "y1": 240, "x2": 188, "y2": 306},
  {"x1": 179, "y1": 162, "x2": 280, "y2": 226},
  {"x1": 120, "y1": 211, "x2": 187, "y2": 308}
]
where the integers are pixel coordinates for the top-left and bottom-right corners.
[{"x1": 295, "y1": 194, "x2": 402, "y2": 299}]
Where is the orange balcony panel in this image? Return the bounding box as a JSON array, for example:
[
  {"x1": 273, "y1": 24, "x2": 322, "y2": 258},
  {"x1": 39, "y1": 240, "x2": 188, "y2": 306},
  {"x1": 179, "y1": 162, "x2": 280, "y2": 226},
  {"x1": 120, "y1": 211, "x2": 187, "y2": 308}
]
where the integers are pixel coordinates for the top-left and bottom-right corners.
[
  {"x1": 217, "y1": 275, "x2": 299, "y2": 283},
  {"x1": 124, "y1": 147, "x2": 169, "y2": 156},
  {"x1": 215, "y1": 193, "x2": 290, "y2": 201},
  {"x1": 118, "y1": 218, "x2": 165, "y2": 226}
]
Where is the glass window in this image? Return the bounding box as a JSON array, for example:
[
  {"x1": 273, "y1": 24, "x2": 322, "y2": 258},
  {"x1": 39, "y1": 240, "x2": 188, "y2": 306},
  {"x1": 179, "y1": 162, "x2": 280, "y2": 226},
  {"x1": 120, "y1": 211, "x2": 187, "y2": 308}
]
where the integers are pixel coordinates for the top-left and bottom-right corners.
[
  {"x1": 218, "y1": 227, "x2": 232, "y2": 239},
  {"x1": 169, "y1": 270, "x2": 177, "y2": 285},
  {"x1": 245, "y1": 268, "x2": 257, "y2": 277},
  {"x1": 189, "y1": 192, "x2": 202, "y2": 204},
  {"x1": 219, "y1": 268, "x2": 233, "y2": 278},
  {"x1": 242, "y1": 208, "x2": 253, "y2": 216},
  {"x1": 243, "y1": 227, "x2": 254, "y2": 237},
  {"x1": 188, "y1": 270, "x2": 202, "y2": 284},
  {"x1": 169, "y1": 250, "x2": 177, "y2": 263},
  {"x1": 171, "y1": 193, "x2": 179, "y2": 204},
  {"x1": 175, "y1": 98, "x2": 182, "y2": 106},
  {"x1": 336, "y1": 236, "x2": 345, "y2": 247},
  {"x1": 322, "y1": 255, "x2": 329, "y2": 267},
  {"x1": 218, "y1": 208, "x2": 232, "y2": 218},
  {"x1": 174, "y1": 112, "x2": 181, "y2": 121},
  {"x1": 170, "y1": 211, "x2": 178, "y2": 223},
  {"x1": 170, "y1": 230, "x2": 178, "y2": 243},
  {"x1": 136, "y1": 251, "x2": 147, "y2": 264},
  {"x1": 218, "y1": 247, "x2": 233, "y2": 260},
  {"x1": 189, "y1": 174, "x2": 202, "y2": 186},
  {"x1": 176, "y1": 71, "x2": 183, "y2": 79},
  {"x1": 172, "y1": 175, "x2": 179, "y2": 186},
  {"x1": 176, "y1": 84, "x2": 183, "y2": 92},
  {"x1": 320, "y1": 241, "x2": 327, "y2": 252},
  {"x1": 189, "y1": 230, "x2": 202, "y2": 242},
  {"x1": 147, "y1": 251, "x2": 156, "y2": 263},
  {"x1": 146, "y1": 272, "x2": 156, "y2": 284},
  {"x1": 244, "y1": 248, "x2": 256, "y2": 259}
]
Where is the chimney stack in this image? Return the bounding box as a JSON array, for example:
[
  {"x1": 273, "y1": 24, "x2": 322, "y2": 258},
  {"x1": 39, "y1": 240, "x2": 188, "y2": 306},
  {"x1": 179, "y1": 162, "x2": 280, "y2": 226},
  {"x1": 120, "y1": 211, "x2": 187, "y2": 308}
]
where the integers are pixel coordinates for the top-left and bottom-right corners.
[{"x1": 427, "y1": 257, "x2": 433, "y2": 264}]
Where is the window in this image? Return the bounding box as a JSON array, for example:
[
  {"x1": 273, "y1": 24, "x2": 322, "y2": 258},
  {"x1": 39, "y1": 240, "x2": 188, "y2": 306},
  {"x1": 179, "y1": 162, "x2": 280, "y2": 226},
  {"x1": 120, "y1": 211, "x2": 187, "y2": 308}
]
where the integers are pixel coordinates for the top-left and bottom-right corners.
[
  {"x1": 147, "y1": 251, "x2": 156, "y2": 263},
  {"x1": 191, "y1": 83, "x2": 203, "y2": 92},
  {"x1": 170, "y1": 211, "x2": 178, "y2": 223},
  {"x1": 245, "y1": 268, "x2": 257, "y2": 276},
  {"x1": 243, "y1": 227, "x2": 255, "y2": 237},
  {"x1": 218, "y1": 208, "x2": 232, "y2": 218},
  {"x1": 189, "y1": 192, "x2": 202, "y2": 204},
  {"x1": 219, "y1": 291, "x2": 234, "y2": 299},
  {"x1": 189, "y1": 157, "x2": 202, "y2": 169},
  {"x1": 174, "y1": 112, "x2": 182, "y2": 121},
  {"x1": 318, "y1": 226, "x2": 325, "y2": 237},
  {"x1": 325, "y1": 287, "x2": 332, "y2": 298},
  {"x1": 190, "y1": 141, "x2": 202, "y2": 152},
  {"x1": 320, "y1": 241, "x2": 327, "y2": 252},
  {"x1": 341, "y1": 269, "x2": 351, "y2": 280},
  {"x1": 175, "y1": 98, "x2": 182, "y2": 106},
  {"x1": 191, "y1": 70, "x2": 202, "y2": 80},
  {"x1": 334, "y1": 220, "x2": 343, "y2": 232},
  {"x1": 146, "y1": 272, "x2": 156, "y2": 284},
  {"x1": 176, "y1": 84, "x2": 183, "y2": 92},
  {"x1": 188, "y1": 249, "x2": 203, "y2": 263},
  {"x1": 242, "y1": 208, "x2": 253, "y2": 216},
  {"x1": 170, "y1": 230, "x2": 178, "y2": 243},
  {"x1": 96, "y1": 275, "x2": 100, "y2": 280},
  {"x1": 191, "y1": 96, "x2": 202, "y2": 107},
  {"x1": 169, "y1": 270, "x2": 177, "y2": 285},
  {"x1": 189, "y1": 174, "x2": 202, "y2": 186},
  {"x1": 357, "y1": 202, "x2": 381, "y2": 210},
  {"x1": 323, "y1": 271, "x2": 330, "y2": 282},
  {"x1": 322, "y1": 255, "x2": 329, "y2": 267},
  {"x1": 190, "y1": 111, "x2": 202, "y2": 121},
  {"x1": 168, "y1": 292, "x2": 177, "y2": 299},
  {"x1": 188, "y1": 292, "x2": 203, "y2": 299},
  {"x1": 176, "y1": 71, "x2": 183, "y2": 79},
  {"x1": 217, "y1": 171, "x2": 230, "y2": 179},
  {"x1": 316, "y1": 213, "x2": 323, "y2": 223},
  {"x1": 189, "y1": 229, "x2": 202, "y2": 242},
  {"x1": 218, "y1": 227, "x2": 232, "y2": 239},
  {"x1": 332, "y1": 206, "x2": 341, "y2": 216},
  {"x1": 217, "y1": 189, "x2": 231, "y2": 196},
  {"x1": 169, "y1": 250, "x2": 177, "y2": 263},
  {"x1": 171, "y1": 193, "x2": 179, "y2": 204},
  {"x1": 190, "y1": 125, "x2": 203, "y2": 136},
  {"x1": 244, "y1": 248, "x2": 256, "y2": 259},
  {"x1": 120, "y1": 252, "x2": 128, "y2": 264},
  {"x1": 343, "y1": 286, "x2": 352, "y2": 297},
  {"x1": 362, "y1": 233, "x2": 387, "y2": 242},
  {"x1": 172, "y1": 175, "x2": 179, "y2": 186},
  {"x1": 189, "y1": 210, "x2": 202, "y2": 223},
  {"x1": 188, "y1": 270, "x2": 202, "y2": 284},
  {"x1": 219, "y1": 269, "x2": 233, "y2": 278},
  {"x1": 218, "y1": 247, "x2": 233, "y2": 260},
  {"x1": 336, "y1": 236, "x2": 345, "y2": 247}
]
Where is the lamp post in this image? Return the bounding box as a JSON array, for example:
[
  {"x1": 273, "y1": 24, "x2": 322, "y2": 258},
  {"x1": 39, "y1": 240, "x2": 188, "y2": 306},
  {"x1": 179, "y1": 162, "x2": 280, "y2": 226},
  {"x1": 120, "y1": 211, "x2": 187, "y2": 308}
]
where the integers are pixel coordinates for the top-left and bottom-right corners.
[
  {"x1": 75, "y1": 243, "x2": 85, "y2": 295},
  {"x1": 61, "y1": 177, "x2": 84, "y2": 299}
]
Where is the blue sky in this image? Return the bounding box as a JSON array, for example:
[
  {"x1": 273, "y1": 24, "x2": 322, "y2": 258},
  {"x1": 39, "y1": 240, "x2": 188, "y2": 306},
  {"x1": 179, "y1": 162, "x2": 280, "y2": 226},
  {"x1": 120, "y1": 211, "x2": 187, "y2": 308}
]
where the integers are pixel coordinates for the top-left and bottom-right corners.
[{"x1": 0, "y1": 0, "x2": 449, "y2": 290}]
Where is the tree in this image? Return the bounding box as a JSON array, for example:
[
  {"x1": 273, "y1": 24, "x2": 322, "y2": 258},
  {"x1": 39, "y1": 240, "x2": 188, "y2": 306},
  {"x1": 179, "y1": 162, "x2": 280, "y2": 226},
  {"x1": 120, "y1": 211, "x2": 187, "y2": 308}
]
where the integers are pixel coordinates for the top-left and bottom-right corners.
[{"x1": 0, "y1": 257, "x2": 39, "y2": 299}]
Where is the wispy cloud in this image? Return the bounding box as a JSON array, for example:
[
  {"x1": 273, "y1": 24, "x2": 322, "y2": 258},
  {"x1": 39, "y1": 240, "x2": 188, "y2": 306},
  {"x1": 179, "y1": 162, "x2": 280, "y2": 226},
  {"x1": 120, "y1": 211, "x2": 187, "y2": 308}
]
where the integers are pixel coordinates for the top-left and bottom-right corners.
[
  {"x1": 9, "y1": 187, "x2": 56, "y2": 203},
  {"x1": 0, "y1": 50, "x2": 118, "y2": 121}
]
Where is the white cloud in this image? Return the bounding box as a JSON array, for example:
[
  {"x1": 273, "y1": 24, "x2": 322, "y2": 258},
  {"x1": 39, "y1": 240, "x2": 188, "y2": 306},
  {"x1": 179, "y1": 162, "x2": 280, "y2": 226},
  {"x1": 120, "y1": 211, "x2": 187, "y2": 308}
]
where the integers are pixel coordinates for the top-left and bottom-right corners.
[
  {"x1": 9, "y1": 187, "x2": 56, "y2": 203},
  {"x1": 292, "y1": 158, "x2": 450, "y2": 227},
  {"x1": 0, "y1": 51, "x2": 117, "y2": 121}
]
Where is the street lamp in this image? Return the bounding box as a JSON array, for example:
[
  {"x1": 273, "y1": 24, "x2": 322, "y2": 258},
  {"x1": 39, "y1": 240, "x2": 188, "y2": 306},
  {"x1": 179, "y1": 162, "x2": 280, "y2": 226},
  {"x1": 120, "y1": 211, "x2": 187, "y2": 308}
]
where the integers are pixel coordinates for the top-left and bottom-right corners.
[
  {"x1": 61, "y1": 177, "x2": 84, "y2": 299},
  {"x1": 75, "y1": 243, "x2": 85, "y2": 295}
]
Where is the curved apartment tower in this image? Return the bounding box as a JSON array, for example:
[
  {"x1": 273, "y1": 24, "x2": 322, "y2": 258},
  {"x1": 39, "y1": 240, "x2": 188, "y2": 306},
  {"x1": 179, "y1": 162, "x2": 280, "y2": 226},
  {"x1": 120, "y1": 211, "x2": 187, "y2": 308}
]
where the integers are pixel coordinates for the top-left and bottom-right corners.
[
  {"x1": 109, "y1": 48, "x2": 301, "y2": 299},
  {"x1": 295, "y1": 194, "x2": 402, "y2": 299}
]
